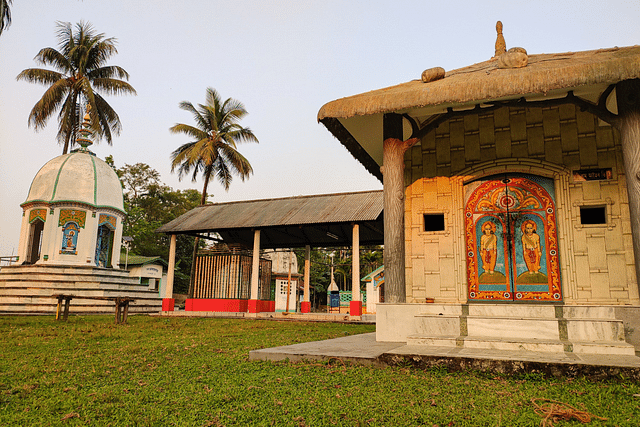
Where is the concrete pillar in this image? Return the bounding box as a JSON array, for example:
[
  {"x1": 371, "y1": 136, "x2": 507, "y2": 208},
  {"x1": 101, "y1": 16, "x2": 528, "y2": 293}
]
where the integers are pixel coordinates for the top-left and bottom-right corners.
[
  {"x1": 350, "y1": 224, "x2": 362, "y2": 315},
  {"x1": 248, "y1": 229, "x2": 261, "y2": 313},
  {"x1": 382, "y1": 113, "x2": 418, "y2": 304},
  {"x1": 162, "y1": 234, "x2": 176, "y2": 311},
  {"x1": 301, "y1": 245, "x2": 311, "y2": 313},
  {"x1": 616, "y1": 79, "x2": 640, "y2": 300}
]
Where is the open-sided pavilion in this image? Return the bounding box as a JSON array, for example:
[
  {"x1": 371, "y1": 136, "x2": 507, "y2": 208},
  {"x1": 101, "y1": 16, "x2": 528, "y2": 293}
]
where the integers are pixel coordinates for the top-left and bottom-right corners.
[{"x1": 156, "y1": 190, "x2": 383, "y2": 314}]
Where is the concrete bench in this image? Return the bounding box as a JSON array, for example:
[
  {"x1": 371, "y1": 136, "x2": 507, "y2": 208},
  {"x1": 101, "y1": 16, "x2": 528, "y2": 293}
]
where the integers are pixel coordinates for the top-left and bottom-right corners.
[{"x1": 53, "y1": 294, "x2": 135, "y2": 324}]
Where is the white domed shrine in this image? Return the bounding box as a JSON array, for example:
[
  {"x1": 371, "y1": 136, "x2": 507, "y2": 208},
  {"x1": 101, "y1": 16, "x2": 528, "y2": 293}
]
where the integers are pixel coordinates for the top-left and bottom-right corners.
[
  {"x1": 0, "y1": 112, "x2": 162, "y2": 315},
  {"x1": 18, "y1": 144, "x2": 125, "y2": 267}
]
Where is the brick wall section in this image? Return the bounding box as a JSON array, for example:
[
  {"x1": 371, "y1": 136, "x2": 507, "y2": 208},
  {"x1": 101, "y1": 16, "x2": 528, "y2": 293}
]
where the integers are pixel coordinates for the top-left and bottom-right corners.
[{"x1": 404, "y1": 105, "x2": 639, "y2": 305}]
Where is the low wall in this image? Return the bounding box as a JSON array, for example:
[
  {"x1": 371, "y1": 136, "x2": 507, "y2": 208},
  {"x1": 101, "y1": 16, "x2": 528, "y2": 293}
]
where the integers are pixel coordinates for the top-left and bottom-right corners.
[{"x1": 185, "y1": 298, "x2": 274, "y2": 313}]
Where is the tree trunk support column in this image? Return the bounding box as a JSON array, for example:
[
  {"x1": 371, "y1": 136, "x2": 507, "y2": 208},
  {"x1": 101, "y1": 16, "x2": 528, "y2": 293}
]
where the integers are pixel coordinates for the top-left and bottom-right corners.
[
  {"x1": 350, "y1": 224, "x2": 362, "y2": 316},
  {"x1": 248, "y1": 229, "x2": 261, "y2": 313},
  {"x1": 382, "y1": 113, "x2": 418, "y2": 304},
  {"x1": 162, "y1": 234, "x2": 176, "y2": 311},
  {"x1": 301, "y1": 245, "x2": 311, "y2": 313},
  {"x1": 616, "y1": 79, "x2": 640, "y2": 301}
]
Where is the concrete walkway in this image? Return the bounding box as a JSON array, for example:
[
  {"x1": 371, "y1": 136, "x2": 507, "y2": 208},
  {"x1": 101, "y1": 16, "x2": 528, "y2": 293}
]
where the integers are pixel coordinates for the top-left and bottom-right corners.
[{"x1": 250, "y1": 332, "x2": 640, "y2": 380}]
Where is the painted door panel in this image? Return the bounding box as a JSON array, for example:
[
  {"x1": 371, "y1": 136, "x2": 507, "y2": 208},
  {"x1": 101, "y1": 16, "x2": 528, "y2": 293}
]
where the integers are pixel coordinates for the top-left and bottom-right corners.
[{"x1": 465, "y1": 175, "x2": 562, "y2": 301}]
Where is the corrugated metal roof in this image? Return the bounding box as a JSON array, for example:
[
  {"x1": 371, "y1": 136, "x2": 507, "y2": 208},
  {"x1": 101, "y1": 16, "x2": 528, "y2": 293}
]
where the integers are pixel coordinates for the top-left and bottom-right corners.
[{"x1": 156, "y1": 190, "x2": 383, "y2": 234}]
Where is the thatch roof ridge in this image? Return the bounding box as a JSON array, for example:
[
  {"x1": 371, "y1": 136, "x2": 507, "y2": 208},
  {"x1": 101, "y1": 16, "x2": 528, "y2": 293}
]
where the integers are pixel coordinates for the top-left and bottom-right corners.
[{"x1": 318, "y1": 46, "x2": 640, "y2": 120}]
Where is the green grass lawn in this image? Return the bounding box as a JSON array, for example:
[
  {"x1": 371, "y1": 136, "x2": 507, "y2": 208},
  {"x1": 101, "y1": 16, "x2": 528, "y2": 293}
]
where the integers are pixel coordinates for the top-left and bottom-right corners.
[{"x1": 1, "y1": 315, "x2": 638, "y2": 426}]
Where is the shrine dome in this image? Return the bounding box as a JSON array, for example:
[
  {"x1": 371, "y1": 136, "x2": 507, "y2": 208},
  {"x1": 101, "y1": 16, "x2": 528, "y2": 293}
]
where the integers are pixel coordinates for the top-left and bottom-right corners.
[{"x1": 22, "y1": 150, "x2": 124, "y2": 213}]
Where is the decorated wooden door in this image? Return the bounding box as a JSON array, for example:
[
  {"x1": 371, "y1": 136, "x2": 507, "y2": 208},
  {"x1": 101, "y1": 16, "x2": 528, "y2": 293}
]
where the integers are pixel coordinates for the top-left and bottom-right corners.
[{"x1": 465, "y1": 175, "x2": 562, "y2": 301}]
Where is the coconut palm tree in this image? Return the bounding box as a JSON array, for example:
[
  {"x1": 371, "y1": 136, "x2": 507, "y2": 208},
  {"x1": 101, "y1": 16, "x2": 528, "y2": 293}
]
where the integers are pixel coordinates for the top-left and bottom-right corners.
[
  {"x1": 16, "y1": 21, "x2": 136, "y2": 154},
  {"x1": 0, "y1": 0, "x2": 11, "y2": 36},
  {"x1": 170, "y1": 87, "x2": 258, "y2": 205},
  {"x1": 170, "y1": 87, "x2": 258, "y2": 296}
]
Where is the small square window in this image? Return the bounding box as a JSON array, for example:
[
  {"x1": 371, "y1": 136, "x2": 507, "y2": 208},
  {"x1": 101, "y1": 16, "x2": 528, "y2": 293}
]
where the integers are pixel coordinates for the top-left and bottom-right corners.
[
  {"x1": 580, "y1": 206, "x2": 606, "y2": 225},
  {"x1": 424, "y1": 214, "x2": 445, "y2": 232}
]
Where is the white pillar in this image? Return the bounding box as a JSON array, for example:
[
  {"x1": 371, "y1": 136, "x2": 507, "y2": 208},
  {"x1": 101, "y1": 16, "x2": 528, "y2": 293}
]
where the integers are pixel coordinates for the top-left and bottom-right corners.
[
  {"x1": 352, "y1": 224, "x2": 360, "y2": 302},
  {"x1": 165, "y1": 234, "x2": 176, "y2": 299},
  {"x1": 250, "y1": 229, "x2": 260, "y2": 300},
  {"x1": 304, "y1": 245, "x2": 311, "y2": 302}
]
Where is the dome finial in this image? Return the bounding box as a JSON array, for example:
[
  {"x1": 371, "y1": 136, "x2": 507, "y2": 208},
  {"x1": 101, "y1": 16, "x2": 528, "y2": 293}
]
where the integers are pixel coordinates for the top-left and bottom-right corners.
[{"x1": 76, "y1": 104, "x2": 94, "y2": 152}]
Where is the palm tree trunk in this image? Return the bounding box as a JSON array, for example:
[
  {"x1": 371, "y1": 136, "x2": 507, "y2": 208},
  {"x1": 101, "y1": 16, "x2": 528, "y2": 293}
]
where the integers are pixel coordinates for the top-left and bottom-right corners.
[{"x1": 188, "y1": 173, "x2": 211, "y2": 298}]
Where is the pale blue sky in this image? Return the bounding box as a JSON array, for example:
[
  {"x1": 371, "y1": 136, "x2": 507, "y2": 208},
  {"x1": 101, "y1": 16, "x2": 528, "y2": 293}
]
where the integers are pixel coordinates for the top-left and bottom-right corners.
[{"x1": 1, "y1": 0, "x2": 640, "y2": 254}]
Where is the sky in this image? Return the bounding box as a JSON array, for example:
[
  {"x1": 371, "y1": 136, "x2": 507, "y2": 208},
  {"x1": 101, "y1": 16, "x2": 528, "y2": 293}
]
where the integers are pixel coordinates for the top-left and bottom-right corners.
[{"x1": 1, "y1": 0, "x2": 640, "y2": 255}]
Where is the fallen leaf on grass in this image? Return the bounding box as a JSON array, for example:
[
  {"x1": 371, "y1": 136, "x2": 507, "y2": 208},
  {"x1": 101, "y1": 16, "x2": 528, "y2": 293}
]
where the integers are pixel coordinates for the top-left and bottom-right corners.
[{"x1": 61, "y1": 412, "x2": 79, "y2": 421}]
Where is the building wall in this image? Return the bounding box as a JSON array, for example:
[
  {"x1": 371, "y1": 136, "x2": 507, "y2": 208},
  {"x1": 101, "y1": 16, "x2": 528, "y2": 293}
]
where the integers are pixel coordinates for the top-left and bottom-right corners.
[
  {"x1": 404, "y1": 104, "x2": 639, "y2": 305},
  {"x1": 18, "y1": 205, "x2": 124, "y2": 268}
]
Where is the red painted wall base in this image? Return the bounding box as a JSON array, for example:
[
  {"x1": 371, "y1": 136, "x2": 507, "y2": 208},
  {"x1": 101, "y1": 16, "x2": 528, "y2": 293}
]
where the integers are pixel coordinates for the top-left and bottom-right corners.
[
  {"x1": 185, "y1": 299, "x2": 274, "y2": 313},
  {"x1": 300, "y1": 301, "x2": 311, "y2": 313},
  {"x1": 162, "y1": 298, "x2": 175, "y2": 311},
  {"x1": 349, "y1": 300, "x2": 362, "y2": 316}
]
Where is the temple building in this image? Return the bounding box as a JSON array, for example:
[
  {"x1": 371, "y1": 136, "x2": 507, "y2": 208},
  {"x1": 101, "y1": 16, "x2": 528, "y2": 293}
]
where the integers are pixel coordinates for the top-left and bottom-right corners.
[
  {"x1": 318, "y1": 28, "x2": 640, "y2": 354},
  {"x1": 0, "y1": 112, "x2": 162, "y2": 314}
]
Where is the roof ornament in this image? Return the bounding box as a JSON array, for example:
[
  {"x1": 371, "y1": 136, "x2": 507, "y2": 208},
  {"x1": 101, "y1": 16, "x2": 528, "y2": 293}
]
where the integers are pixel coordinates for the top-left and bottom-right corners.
[
  {"x1": 421, "y1": 67, "x2": 446, "y2": 83},
  {"x1": 493, "y1": 21, "x2": 528, "y2": 69},
  {"x1": 494, "y1": 21, "x2": 506, "y2": 57},
  {"x1": 76, "y1": 104, "x2": 94, "y2": 152}
]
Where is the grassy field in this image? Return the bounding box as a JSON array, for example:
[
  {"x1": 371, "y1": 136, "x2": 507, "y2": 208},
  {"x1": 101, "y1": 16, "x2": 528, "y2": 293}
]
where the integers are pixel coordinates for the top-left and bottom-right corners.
[{"x1": 1, "y1": 315, "x2": 639, "y2": 426}]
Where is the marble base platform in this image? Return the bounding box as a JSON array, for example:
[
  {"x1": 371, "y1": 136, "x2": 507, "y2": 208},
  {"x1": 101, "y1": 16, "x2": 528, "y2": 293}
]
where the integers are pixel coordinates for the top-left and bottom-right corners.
[
  {"x1": 377, "y1": 303, "x2": 638, "y2": 356},
  {"x1": 0, "y1": 264, "x2": 162, "y2": 314}
]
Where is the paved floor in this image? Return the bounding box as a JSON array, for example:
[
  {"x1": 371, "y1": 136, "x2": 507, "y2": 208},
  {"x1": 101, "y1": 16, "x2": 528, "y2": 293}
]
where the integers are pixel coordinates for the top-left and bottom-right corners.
[{"x1": 250, "y1": 332, "x2": 640, "y2": 379}]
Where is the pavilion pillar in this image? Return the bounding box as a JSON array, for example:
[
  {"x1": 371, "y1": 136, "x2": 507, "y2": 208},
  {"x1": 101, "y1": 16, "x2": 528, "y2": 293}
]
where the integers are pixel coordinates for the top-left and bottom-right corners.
[
  {"x1": 248, "y1": 229, "x2": 261, "y2": 313},
  {"x1": 162, "y1": 234, "x2": 176, "y2": 311},
  {"x1": 301, "y1": 245, "x2": 311, "y2": 313},
  {"x1": 616, "y1": 80, "x2": 640, "y2": 300},
  {"x1": 382, "y1": 113, "x2": 418, "y2": 304},
  {"x1": 350, "y1": 223, "x2": 362, "y2": 315}
]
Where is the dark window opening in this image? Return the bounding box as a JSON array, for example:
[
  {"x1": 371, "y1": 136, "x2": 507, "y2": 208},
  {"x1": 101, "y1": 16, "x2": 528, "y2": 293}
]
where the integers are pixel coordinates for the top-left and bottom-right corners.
[
  {"x1": 580, "y1": 206, "x2": 606, "y2": 225},
  {"x1": 424, "y1": 214, "x2": 446, "y2": 232}
]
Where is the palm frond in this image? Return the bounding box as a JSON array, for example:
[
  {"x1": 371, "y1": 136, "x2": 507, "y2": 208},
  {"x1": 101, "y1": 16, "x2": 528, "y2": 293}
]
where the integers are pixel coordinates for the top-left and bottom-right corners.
[
  {"x1": 169, "y1": 123, "x2": 208, "y2": 141},
  {"x1": 33, "y1": 47, "x2": 71, "y2": 72},
  {"x1": 91, "y1": 78, "x2": 136, "y2": 96},
  {"x1": 88, "y1": 65, "x2": 130, "y2": 80},
  {"x1": 16, "y1": 68, "x2": 65, "y2": 86},
  {"x1": 0, "y1": 0, "x2": 12, "y2": 35},
  {"x1": 27, "y1": 79, "x2": 71, "y2": 129}
]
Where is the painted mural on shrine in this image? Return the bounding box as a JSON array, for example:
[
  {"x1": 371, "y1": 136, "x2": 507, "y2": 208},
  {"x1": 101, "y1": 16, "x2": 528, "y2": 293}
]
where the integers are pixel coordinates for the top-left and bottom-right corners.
[{"x1": 465, "y1": 175, "x2": 562, "y2": 301}]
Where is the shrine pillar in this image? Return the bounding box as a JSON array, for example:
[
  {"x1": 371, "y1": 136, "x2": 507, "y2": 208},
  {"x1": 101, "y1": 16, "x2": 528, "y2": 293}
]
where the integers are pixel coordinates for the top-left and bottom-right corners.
[
  {"x1": 382, "y1": 113, "x2": 418, "y2": 303},
  {"x1": 162, "y1": 234, "x2": 176, "y2": 311},
  {"x1": 301, "y1": 245, "x2": 311, "y2": 313},
  {"x1": 350, "y1": 224, "x2": 362, "y2": 315},
  {"x1": 616, "y1": 79, "x2": 640, "y2": 298},
  {"x1": 248, "y1": 229, "x2": 261, "y2": 313}
]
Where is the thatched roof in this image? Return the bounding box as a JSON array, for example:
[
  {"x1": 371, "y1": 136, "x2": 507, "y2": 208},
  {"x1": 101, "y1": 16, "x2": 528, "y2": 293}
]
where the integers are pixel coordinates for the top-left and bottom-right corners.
[
  {"x1": 318, "y1": 46, "x2": 640, "y2": 180},
  {"x1": 319, "y1": 46, "x2": 640, "y2": 120}
]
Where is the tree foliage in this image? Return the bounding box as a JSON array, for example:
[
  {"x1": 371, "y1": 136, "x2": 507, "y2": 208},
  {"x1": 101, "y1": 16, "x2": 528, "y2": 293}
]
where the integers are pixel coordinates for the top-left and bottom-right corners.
[
  {"x1": 116, "y1": 161, "x2": 201, "y2": 294},
  {"x1": 16, "y1": 21, "x2": 136, "y2": 154},
  {"x1": 294, "y1": 246, "x2": 383, "y2": 309}
]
